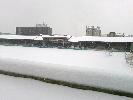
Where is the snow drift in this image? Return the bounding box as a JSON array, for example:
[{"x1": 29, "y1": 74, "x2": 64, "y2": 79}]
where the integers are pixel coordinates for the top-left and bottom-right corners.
[
  {"x1": 0, "y1": 45, "x2": 133, "y2": 94},
  {"x1": 0, "y1": 74, "x2": 132, "y2": 100}
]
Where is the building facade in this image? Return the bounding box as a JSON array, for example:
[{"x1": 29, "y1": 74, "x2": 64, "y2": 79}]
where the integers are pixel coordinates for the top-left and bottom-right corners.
[
  {"x1": 86, "y1": 26, "x2": 101, "y2": 36},
  {"x1": 16, "y1": 24, "x2": 52, "y2": 36},
  {"x1": 107, "y1": 32, "x2": 125, "y2": 37},
  {"x1": 107, "y1": 32, "x2": 116, "y2": 37}
]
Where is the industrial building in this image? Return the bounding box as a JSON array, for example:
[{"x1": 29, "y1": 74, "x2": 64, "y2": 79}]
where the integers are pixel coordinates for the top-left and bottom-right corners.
[
  {"x1": 69, "y1": 36, "x2": 133, "y2": 51},
  {"x1": 86, "y1": 26, "x2": 101, "y2": 36},
  {"x1": 16, "y1": 24, "x2": 52, "y2": 36},
  {"x1": 1, "y1": 34, "x2": 133, "y2": 51}
]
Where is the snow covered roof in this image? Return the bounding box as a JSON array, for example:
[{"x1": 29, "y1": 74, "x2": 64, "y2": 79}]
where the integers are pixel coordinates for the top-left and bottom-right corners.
[
  {"x1": 1, "y1": 35, "x2": 133, "y2": 43},
  {"x1": 0, "y1": 34, "x2": 72, "y2": 41},
  {"x1": 0, "y1": 35, "x2": 43, "y2": 40},
  {"x1": 69, "y1": 36, "x2": 133, "y2": 43},
  {"x1": 42, "y1": 35, "x2": 71, "y2": 39}
]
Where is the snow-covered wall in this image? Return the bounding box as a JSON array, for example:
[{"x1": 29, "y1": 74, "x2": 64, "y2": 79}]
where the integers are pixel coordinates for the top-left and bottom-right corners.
[{"x1": 0, "y1": 46, "x2": 133, "y2": 93}]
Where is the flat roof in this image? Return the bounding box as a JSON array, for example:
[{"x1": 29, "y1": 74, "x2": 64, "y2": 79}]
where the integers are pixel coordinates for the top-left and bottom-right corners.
[
  {"x1": 0, "y1": 35, "x2": 43, "y2": 40},
  {"x1": 1, "y1": 35, "x2": 133, "y2": 43},
  {"x1": 42, "y1": 35, "x2": 71, "y2": 38},
  {"x1": 0, "y1": 35, "x2": 71, "y2": 40},
  {"x1": 69, "y1": 36, "x2": 133, "y2": 43}
]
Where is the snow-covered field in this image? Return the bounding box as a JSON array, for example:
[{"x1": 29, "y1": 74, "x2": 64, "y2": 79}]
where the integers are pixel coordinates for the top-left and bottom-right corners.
[
  {"x1": 0, "y1": 45, "x2": 133, "y2": 93},
  {"x1": 0, "y1": 74, "x2": 132, "y2": 100}
]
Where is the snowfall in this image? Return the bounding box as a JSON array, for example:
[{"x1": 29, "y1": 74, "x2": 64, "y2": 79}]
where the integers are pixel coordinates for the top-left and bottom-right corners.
[{"x1": 0, "y1": 45, "x2": 133, "y2": 99}]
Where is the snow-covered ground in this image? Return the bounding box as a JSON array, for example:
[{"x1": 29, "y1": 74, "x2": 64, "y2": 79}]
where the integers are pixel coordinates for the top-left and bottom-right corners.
[
  {"x1": 0, "y1": 45, "x2": 133, "y2": 93},
  {"x1": 0, "y1": 74, "x2": 132, "y2": 100}
]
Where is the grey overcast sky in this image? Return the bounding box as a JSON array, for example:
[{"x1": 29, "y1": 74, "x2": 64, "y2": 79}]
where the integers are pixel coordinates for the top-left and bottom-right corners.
[{"x1": 0, "y1": 0, "x2": 133, "y2": 36}]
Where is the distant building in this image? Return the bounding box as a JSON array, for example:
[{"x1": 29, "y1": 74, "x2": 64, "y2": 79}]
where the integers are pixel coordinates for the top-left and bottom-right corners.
[
  {"x1": 107, "y1": 32, "x2": 116, "y2": 37},
  {"x1": 116, "y1": 33, "x2": 125, "y2": 37},
  {"x1": 16, "y1": 24, "x2": 52, "y2": 36},
  {"x1": 127, "y1": 35, "x2": 133, "y2": 37},
  {"x1": 0, "y1": 32, "x2": 13, "y2": 35},
  {"x1": 107, "y1": 32, "x2": 125, "y2": 37},
  {"x1": 86, "y1": 26, "x2": 101, "y2": 36}
]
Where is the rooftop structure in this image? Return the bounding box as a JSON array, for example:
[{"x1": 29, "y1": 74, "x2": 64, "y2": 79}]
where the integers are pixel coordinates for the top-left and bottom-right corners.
[
  {"x1": 107, "y1": 32, "x2": 125, "y2": 37},
  {"x1": 86, "y1": 26, "x2": 101, "y2": 36}
]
